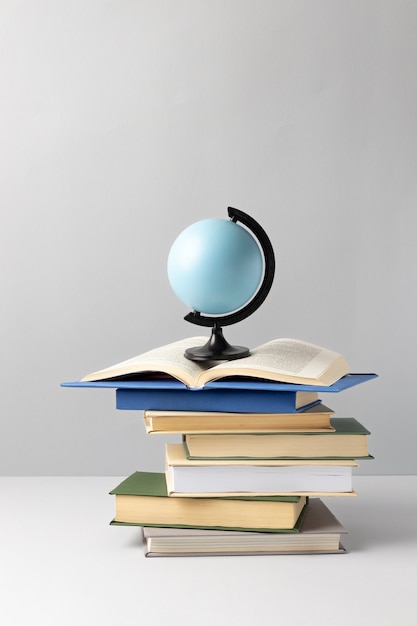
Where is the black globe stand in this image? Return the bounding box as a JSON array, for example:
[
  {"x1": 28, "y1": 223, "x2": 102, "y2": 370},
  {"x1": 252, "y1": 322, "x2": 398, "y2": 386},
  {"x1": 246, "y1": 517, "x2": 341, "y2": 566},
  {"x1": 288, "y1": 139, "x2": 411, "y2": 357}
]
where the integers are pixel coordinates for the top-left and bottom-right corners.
[
  {"x1": 185, "y1": 323, "x2": 250, "y2": 361},
  {"x1": 184, "y1": 207, "x2": 275, "y2": 362}
]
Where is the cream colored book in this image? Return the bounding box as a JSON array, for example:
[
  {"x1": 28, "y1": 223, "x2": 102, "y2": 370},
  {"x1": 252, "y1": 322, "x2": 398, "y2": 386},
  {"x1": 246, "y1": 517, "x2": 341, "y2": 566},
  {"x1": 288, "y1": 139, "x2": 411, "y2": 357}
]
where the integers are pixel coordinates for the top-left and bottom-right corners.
[
  {"x1": 143, "y1": 403, "x2": 335, "y2": 435},
  {"x1": 110, "y1": 471, "x2": 307, "y2": 531},
  {"x1": 165, "y1": 443, "x2": 358, "y2": 497},
  {"x1": 183, "y1": 417, "x2": 371, "y2": 459},
  {"x1": 81, "y1": 336, "x2": 350, "y2": 388}
]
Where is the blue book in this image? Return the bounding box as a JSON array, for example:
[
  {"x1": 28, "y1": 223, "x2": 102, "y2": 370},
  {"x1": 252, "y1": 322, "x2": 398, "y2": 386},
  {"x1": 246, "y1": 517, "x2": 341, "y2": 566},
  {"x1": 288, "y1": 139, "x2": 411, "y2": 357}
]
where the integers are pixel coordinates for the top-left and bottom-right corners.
[{"x1": 62, "y1": 374, "x2": 377, "y2": 413}]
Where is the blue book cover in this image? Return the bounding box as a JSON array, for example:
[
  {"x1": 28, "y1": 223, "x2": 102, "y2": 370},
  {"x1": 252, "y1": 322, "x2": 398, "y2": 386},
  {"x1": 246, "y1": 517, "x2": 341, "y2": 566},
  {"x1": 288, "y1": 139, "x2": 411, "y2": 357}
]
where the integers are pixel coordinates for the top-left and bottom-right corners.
[{"x1": 62, "y1": 374, "x2": 377, "y2": 413}]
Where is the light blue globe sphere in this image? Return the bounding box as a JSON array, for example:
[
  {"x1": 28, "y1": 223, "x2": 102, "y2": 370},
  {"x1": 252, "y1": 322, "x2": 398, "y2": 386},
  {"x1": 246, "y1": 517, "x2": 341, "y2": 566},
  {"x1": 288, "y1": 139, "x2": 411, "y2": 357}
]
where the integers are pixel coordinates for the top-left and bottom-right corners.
[{"x1": 167, "y1": 218, "x2": 263, "y2": 315}]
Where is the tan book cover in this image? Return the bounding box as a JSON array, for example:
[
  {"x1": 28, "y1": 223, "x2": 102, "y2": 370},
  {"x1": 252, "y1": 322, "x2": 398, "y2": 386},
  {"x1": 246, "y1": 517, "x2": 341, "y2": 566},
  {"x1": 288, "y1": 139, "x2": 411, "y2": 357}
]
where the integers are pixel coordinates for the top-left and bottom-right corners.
[{"x1": 143, "y1": 402, "x2": 335, "y2": 434}]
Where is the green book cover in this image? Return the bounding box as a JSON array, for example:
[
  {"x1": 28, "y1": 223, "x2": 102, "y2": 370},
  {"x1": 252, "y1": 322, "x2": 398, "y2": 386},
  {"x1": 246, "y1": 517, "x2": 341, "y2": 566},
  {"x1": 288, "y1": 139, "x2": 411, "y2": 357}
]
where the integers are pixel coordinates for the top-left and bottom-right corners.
[
  {"x1": 109, "y1": 471, "x2": 308, "y2": 533},
  {"x1": 327, "y1": 417, "x2": 370, "y2": 434}
]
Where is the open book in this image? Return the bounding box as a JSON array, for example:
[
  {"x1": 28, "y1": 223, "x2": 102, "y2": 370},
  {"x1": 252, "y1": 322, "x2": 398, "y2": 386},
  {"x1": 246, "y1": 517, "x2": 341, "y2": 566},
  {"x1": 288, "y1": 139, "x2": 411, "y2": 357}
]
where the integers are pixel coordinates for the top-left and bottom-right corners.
[{"x1": 81, "y1": 336, "x2": 350, "y2": 388}]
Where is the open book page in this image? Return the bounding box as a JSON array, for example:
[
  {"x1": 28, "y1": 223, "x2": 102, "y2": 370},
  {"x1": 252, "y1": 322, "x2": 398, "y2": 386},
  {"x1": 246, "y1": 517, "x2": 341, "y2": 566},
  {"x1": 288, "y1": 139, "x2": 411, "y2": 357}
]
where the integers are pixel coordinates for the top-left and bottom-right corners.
[
  {"x1": 81, "y1": 336, "x2": 349, "y2": 388},
  {"x1": 197, "y1": 338, "x2": 349, "y2": 387},
  {"x1": 81, "y1": 337, "x2": 215, "y2": 387}
]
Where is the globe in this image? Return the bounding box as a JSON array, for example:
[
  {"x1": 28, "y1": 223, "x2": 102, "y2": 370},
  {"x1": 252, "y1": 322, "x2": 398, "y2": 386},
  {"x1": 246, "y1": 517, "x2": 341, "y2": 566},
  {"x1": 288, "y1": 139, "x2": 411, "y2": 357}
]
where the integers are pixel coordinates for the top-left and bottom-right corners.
[
  {"x1": 167, "y1": 218, "x2": 264, "y2": 315},
  {"x1": 166, "y1": 207, "x2": 275, "y2": 361}
]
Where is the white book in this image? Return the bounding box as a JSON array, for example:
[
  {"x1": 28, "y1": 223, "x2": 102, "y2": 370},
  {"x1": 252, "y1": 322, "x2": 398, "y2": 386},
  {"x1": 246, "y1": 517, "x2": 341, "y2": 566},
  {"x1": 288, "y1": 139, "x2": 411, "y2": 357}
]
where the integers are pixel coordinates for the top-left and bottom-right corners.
[{"x1": 165, "y1": 444, "x2": 357, "y2": 497}]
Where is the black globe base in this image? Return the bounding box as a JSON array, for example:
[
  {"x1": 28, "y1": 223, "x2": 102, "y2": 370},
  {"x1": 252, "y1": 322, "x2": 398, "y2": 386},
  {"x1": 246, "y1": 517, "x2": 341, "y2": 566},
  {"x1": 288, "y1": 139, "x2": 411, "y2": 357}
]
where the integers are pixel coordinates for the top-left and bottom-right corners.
[{"x1": 184, "y1": 325, "x2": 250, "y2": 361}]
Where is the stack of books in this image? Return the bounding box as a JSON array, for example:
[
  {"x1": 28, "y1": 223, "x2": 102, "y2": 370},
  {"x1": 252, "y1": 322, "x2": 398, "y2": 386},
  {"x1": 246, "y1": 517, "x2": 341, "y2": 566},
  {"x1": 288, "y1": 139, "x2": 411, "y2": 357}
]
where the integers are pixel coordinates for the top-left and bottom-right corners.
[{"x1": 64, "y1": 336, "x2": 377, "y2": 557}]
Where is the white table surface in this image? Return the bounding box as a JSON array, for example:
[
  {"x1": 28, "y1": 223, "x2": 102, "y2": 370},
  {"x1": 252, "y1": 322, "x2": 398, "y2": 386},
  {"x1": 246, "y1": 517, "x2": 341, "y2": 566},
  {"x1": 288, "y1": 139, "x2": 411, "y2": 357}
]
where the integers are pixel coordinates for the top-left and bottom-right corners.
[{"x1": 1, "y1": 475, "x2": 416, "y2": 626}]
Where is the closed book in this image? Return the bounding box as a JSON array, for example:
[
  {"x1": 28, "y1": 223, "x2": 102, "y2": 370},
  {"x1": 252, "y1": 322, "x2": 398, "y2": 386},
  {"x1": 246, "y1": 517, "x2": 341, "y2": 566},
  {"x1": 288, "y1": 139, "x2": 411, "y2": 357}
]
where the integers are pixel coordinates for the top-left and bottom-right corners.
[
  {"x1": 109, "y1": 471, "x2": 307, "y2": 532},
  {"x1": 61, "y1": 374, "x2": 378, "y2": 413},
  {"x1": 143, "y1": 402, "x2": 335, "y2": 434},
  {"x1": 183, "y1": 417, "x2": 371, "y2": 459},
  {"x1": 142, "y1": 498, "x2": 347, "y2": 557},
  {"x1": 165, "y1": 443, "x2": 358, "y2": 497},
  {"x1": 116, "y1": 386, "x2": 320, "y2": 413}
]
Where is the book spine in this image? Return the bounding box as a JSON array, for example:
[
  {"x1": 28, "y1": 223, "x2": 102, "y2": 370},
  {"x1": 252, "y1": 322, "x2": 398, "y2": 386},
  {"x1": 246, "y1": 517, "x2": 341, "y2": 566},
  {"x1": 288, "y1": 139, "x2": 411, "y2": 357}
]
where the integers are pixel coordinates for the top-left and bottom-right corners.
[{"x1": 116, "y1": 389, "x2": 302, "y2": 413}]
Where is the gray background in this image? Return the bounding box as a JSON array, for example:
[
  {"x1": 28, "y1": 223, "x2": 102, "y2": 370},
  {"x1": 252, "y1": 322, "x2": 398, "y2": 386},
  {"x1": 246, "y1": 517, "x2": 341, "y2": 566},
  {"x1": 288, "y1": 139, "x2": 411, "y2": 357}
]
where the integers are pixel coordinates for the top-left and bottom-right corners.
[{"x1": 1, "y1": 0, "x2": 416, "y2": 475}]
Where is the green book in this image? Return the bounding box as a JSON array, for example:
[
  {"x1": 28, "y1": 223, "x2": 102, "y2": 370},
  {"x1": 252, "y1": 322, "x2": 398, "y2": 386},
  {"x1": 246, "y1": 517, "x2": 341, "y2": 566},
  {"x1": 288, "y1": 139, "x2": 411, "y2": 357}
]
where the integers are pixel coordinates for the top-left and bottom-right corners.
[
  {"x1": 110, "y1": 471, "x2": 308, "y2": 532},
  {"x1": 183, "y1": 417, "x2": 373, "y2": 460}
]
